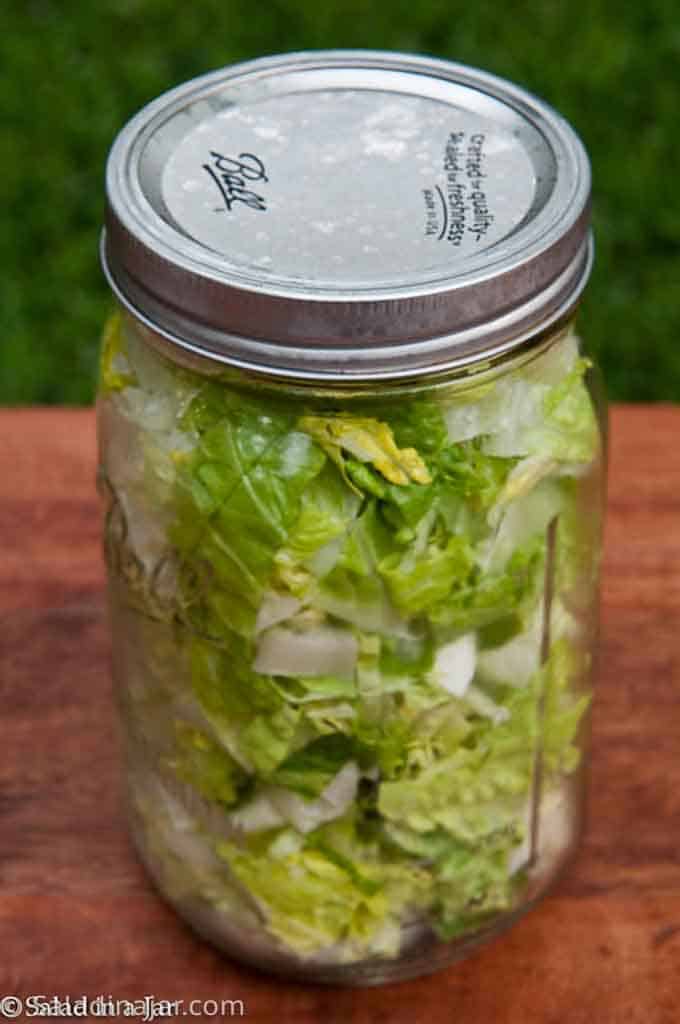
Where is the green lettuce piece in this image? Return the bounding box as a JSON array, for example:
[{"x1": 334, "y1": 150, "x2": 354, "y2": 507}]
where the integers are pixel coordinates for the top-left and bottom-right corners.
[
  {"x1": 269, "y1": 673, "x2": 357, "y2": 705},
  {"x1": 298, "y1": 414, "x2": 432, "y2": 486},
  {"x1": 436, "y1": 443, "x2": 514, "y2": 510},
  {"x1": 378, "y1": 633, "x2": 589, "y2": 837},
  {"x1": 433, "y1": 836, "x2": 519, "y2": 939},
  {"x1": 214, "y1": 842, "x2": 385, "y2": 956},
  {"x1": 427, "y1": 635, "x2": 590, "y2": 940},
  {"x1": 476, "y1": 608, "x2": 542, "y2": 685},
  {"x1": 239, "y1": 707, "x2": 303, "y2": 778},
  {"x1": 314, "y1": 501, "x2": 405, "y2": 633},
  {"x1": 216, "y1": 814, "x2": 433, "y2": 957},
  {"x1": 380, "y1": 705, "x2": 525, "y2": 833},
  {"x1": 344, "y1": 459, "x2": 388, "y2": 498},
  {"x1": 379, "y1": 536, "x2": 474, "y2": 616},
  {"x1": 378, "y1": 477, "x2": 542, "y2": 628},
  {"x1": 168, "y1": 722, "x2": 247, "y2": 807},
  {"x1": 386, "y1": 399, "x2": 449, "y2": 458},
  {"x1": 337, "y1": 501, "x2": 395, "y2": 574},
  {"x1": 306, "y1": 839, "x2": 382, "y2": 898},
  {"x1": 300, "y1": 700, "x2": 359, "y2": 739},
  {"x1": 353, "y1": 709, "x2": 413, "y2": 780},
  {"x1": 378, "y1": 628, "x2": 435, "y2": 679},
  {"x1": 409, "y1": 698, "x2": 472, "y2": 759},
  {"x1": 170, "y1": 390, "x2": 326, "y2": 638},
  {"x1": 99, "y1": 312, "x2": 136, "y2": 393},
  {"x1": 381, "y1": 478, "x2": 439, "y2": 531},
  {"x1": 374, "y1": 441, "x2": 518, "y2": 620},
  {"x1": 189, "y1": 635, "x2": 303, "y2": 777},
  {"x1": 377, "y1": 442, "x2": 511, "y2": 548},
  {"x1": 269, "y1": 734, "x2": 357, "y2": 798},
  {"x1": 270, "y1": 463, "x2": 362, "y2": 601},
  {"x1": 381, "y1": 821, "x2": 456, "y2": 861},
  {"x1": 554, "y1": 476, "x2": 604, "y2": 616},
  {"x1": 540, "y1": 359, "x2": 600, "y2": 461},
  {"x1": 353, "y1": 676, "x2": 470, "y2": 782},
  {"x1": 383, "y1": 808, "x2": 522, "y2": 942},
  {"x1": 481, "y1": 352, "x2": 599, "y2": 463},
  {"x1": 487, "y1": 477, "x2": 564, "y2": 575},
  {"x1": 378, "y1": 737, "x2": 532, "y2": 841},
  {"x1": 540, "y1": 637, "x2": 591, "y2": 775},
  {"x1": 282, "y1": 464, "x2": 360, "y2": 566},
  {"x1": 315, "y1": 568, "x2": 394, "y2": 635},
  {"x1": 494, "y1": 455, "x2": 558, "y2": 507},
  {"x1": 430, "y1": 539, "x2": 543, "y2": 632}
]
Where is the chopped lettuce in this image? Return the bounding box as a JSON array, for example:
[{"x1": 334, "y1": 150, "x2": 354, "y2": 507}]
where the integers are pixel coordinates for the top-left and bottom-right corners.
[
  {"x1": 99, "y1": 312, "x2": 136, "y2": 393},
  {"x1": 188, "y1": 635, "x2": 305, "y2": 776},
  {"x1": 167, "y1": 721, "x2": 247, "y2": 807},
  {"x1": 434, "y1": 836, "x2": 518, "y2": 939},
  {"x1": 101, "y1": 318, "x2": 600, "y2": 965},
  {"x1": 169, "y1": 391, "x2": 326, "y2": 638},
  {"x1": 380, "y1": 536, "x2": 474, "y2": 616},
  {"x1": 443, "y1": 333, "x2": 600, "y2": 466},
  {"x1": 269, "y1": 734, "x2": 358, "y2": 798},
  {"x1": 215, "y1": 828, "x2": 431, "y2": 957},
  {"x1": 298, "y1": 414, "x2": 432, "y2": 486}
]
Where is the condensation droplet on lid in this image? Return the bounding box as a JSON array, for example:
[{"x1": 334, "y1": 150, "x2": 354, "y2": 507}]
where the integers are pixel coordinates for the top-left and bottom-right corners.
[
  {"x1": 253, "y1": 122, "x2": 287, "y2": 141},
  {"x1": 360, "y1": 135, "x2": 407, "y2": 161}
]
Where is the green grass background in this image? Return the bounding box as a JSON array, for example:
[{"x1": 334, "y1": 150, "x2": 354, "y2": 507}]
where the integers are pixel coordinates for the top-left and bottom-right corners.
[{"x1": 2, "y1": 0, "x2": 678, "y2": 403}]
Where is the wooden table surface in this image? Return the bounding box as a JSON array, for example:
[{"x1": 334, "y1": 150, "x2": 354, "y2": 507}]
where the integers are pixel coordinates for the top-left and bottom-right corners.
[{"x1": 1, "y1": 406, "x2": 679, "y2": 1024}]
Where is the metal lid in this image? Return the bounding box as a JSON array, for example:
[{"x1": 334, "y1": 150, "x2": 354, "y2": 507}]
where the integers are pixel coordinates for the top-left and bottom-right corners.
[{"x1": 103, "y1": 50, "x2": 592, "y2": 381}]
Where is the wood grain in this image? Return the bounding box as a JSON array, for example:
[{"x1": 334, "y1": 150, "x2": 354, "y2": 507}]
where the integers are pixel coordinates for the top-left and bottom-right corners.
[{"x1": 1, "y1": 406, "x2": 679, "y2": 1023}]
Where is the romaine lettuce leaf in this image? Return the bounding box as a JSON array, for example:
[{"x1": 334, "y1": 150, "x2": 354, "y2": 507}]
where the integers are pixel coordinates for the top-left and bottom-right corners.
[
  {"x1": 430, "y1": 539, "x2": 543, "y2": 632},
  {"x1": 279, "y1": 464, "x2": 361, "y2": 567},
  {"x1": 379, "y1": 536, "x2": 474, "y2": 616},
  {"x1": 378, "y1": 634, "x2": 588, "y2": 841},
  {"x1": 168, "y1": 721, "x2": 247, "y2": 807},
  {"x1": 269, "y1": 734, "x2": 358, "y2": 798},
  {"x1": 540, "y1": 637, "x2": 591, "y2": 775},
  {"x1": 387, "y1": 399, "x2": 449, "y2": 458},
  {"x1": 313, "y1": 501, "x2": 406, "y2": 633},
  {"x1": 433, "y1": 835, "x2": 519, "y2": 939},
  {"x1": 170, "y1": 393, "x2": 326, "y2": 638},
  {"x1": 99, "y1": 312, "x2": 136, "y2": 393},
  {"x1": 188, "y1": 635, "x2": 303, "y2": 777},
  {"x1": 214, "y1": 842, "x2": 384, "y2": 956},
  {"x1": 216, "y1": 815, "x2": 432, "y2": 957},
  {"x1": 441, "y1": 332, "x2": 599, "y2": 467},
  {"x1": 482, "y1": 356, "x2": 599, "y2": 462},
  {"x1": 298, "y1": 414, "x2": 432, "y2": 486}
]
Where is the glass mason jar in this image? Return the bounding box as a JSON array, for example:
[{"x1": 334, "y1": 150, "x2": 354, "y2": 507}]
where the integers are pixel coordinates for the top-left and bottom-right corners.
[{"x1": 98, "y1": 52, "x2": 605, "y2": 985}]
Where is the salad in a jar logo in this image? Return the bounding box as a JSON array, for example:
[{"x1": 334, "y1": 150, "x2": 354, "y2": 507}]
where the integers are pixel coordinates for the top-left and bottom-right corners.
[{"x1": 202, "y1": 150, "x2": 268, "y2": 213}]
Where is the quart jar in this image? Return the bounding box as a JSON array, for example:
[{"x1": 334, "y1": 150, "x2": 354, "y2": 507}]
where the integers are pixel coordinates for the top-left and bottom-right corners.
[{"x1": 98, "y1": 51, "x2": 605, "y2": 986}]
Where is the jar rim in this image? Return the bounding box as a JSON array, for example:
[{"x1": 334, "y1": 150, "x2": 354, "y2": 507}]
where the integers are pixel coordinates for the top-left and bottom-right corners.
[{"x1": 103, "y1": 234, "x2": 591, "y2": 390}]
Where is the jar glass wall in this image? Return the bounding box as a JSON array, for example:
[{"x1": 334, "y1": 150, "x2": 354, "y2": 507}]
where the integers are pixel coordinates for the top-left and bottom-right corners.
[{"x1": 98, "y1": 308, "x2": 604, "y2": 985}]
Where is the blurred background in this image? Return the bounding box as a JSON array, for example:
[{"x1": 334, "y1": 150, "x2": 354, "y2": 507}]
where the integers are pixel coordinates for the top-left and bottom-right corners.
[{"x1": 2, "y1": 0, "x2": 678, "y2": 404}]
